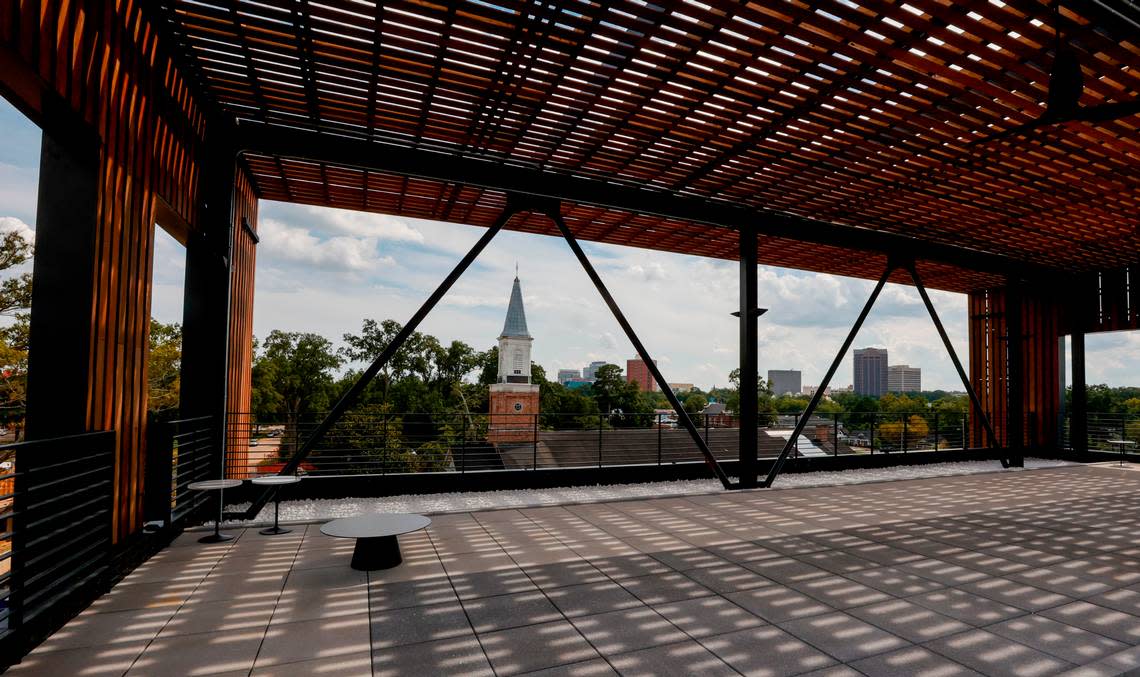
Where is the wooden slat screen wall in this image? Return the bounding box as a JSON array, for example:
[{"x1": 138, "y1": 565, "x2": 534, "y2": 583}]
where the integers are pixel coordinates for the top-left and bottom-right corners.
[
  {"x1": 157, "y1": 0, "x2": 1140, "y2": 280},
  {"x1": 969, "y1": 287, "x2": 1065, "y2": 450},
  {"x1": 225, "y1": 167, "x2": 259, "y2": 479},
  {"x1": 1, "y1": 1, "x2": 216, "y2": 539}
]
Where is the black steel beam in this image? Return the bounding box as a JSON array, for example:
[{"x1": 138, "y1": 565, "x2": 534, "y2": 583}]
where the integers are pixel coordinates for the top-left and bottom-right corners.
[
  {"x1": 240, "y1": 203, "x2": 520, "y2": 519},
  {"x1": 908, "y1": 265, "x2": 1004, "y2": 463},
  {"x1": 235, "y1": 124, "x2": 1060, "y2": 282},
  {"x1": 545, "y1": 207, "x2": 735, "y2": 490},
  {"x1": 738, "y1": 224, "x2": 759, "y2": 489},
  {"x1": 761, "y1": 264, "x2": 895, "y2": 488}
]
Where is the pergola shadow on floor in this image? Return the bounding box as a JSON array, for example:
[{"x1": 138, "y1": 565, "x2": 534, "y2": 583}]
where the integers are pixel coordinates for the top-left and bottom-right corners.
[{"x1": 12, "y1": 465, "x2": 1140, "y2": 677}]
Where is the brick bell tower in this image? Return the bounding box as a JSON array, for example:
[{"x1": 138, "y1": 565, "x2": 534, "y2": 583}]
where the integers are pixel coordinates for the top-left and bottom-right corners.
[{"x1": 488, "y1": 273, "x2": 540, "y2": 444}]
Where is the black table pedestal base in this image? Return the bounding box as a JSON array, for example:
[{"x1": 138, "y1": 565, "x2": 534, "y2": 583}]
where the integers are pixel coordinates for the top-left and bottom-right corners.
[
  {"x1": 351, "y1": 535, "x2": 402, "y2": 570},
  {"x1": 260, "y1": 526, "x2": 292, "y2": 536},
  {"x1": 199, "y1": 532, "x2": 235, "y2": 544}
]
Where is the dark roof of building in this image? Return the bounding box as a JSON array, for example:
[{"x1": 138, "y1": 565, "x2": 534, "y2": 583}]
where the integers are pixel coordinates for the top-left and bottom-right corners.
[{"x1": 501, "y1": 277, "x2": 530, "y2": 338}]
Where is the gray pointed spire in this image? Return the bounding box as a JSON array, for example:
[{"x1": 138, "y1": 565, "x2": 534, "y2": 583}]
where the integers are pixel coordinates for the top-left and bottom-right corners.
[{"x1": 500, "y1": 276, "x2": 530, "y2": 338}]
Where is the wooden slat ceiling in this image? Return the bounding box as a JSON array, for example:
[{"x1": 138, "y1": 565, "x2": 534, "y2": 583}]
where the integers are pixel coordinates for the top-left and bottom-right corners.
[{"x1": 156, "y1": 0, "x2": 1140, "y2": 292}]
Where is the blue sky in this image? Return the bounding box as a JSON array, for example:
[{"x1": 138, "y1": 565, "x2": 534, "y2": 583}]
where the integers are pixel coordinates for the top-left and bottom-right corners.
[{"x1": 2, "y1": 96, "x2": 1136, "y2": 390}]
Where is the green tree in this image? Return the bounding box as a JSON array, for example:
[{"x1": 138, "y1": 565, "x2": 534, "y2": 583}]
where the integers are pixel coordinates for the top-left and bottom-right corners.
[
  {"x1": 148, "y1": 319, "x2": 181, "y2": 413},
  {"x1": 682, "y1": 393, "x2": 708, "y2": 414},
  {"x1": 878, "y1": 414, "x2": 930, "y2": 450},
  {"x1": 0, "y1": 229, "x2": 32, "y2": 435},
  {"x1": 591, "y1": 363, "x2": 652, "y2": 425},
  {"x1": 540, "y1": 381, "x2": 600, "y2": 429},
  {"x1": 252, "y1": 330, "x2": 342, "y2": 454},
  {"x1": 340, "y1": 319, "x2": 420, "y2": 402}
]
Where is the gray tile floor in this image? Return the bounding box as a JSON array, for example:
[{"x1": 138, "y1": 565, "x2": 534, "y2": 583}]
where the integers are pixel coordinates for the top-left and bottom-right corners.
[{"x1": 11, "y1": 463, "x2": 1140, "y2": 676}]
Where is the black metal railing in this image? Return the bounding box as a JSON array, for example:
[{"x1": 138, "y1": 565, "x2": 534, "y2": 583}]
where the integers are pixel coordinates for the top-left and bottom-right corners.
[
  {"x1": 225, "y1": 410, "x2": 981, "y2": 478},
  {"x1": 0, "y1": 431, "x2": 116, "y2": 669},
  {"x1": 145, "y1": 416, "x2": 215, "y2": 526},
  {"x1": 1063, "y1": 412, "x2": 1140, "y2": 455}
]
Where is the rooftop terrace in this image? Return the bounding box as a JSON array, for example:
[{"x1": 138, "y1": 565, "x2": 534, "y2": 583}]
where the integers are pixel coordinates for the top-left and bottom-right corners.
[{"x1": 12, "y1": 464, "x2": 1140, "y2": 676}]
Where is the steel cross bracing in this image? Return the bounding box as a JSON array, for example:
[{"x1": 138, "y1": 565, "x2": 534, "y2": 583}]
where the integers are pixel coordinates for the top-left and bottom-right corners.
[
  {"x1": 761, "y1": 259, "x2": 1011, "y2": 488},
  {"x1": 241, "y1": 197, "x2": 735, "y2": 519}
]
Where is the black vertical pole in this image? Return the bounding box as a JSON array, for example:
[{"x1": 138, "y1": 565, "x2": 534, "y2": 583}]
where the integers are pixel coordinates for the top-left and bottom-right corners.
[
  {"x1": 1072, "y1": 330, "x2": 1088, "y2": 456},
  {"x1": 549, "y1": 210, "x2": 734, "y2": 489},
  {"x1": 763, "y1": 264, "x2": 895, "y2": 487},
  {"x1": 738, "y1": 224, "x2": 759, "y2": 488},
  {"x1": 1006, "y1": 283, "x2": 1025, "y2": 467},
  {"x1": 532, "y1": 414, "x2": 538, "y2": 470},
  {"x1": 598, "y1": 413, "x2": 603, "y2": 469},
  {"x1": 657, "y1": 414, "x2": 663, "y2": 466}
]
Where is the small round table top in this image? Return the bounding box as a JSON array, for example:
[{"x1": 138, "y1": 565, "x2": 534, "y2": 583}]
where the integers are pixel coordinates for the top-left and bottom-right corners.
[
  {"x1": 251, "y1": 475, "x2": 302, "y2": 486},
  {"x1": 320, "y1": 514, "x2": 431, "y2": 539},
  {"x1": 189, "y1": 479, "x2": 243, "y2": 491}
]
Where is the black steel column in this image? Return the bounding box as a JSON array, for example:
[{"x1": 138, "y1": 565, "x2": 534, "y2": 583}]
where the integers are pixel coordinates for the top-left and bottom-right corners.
[
  {"x1": 738, "y1": 224, "x2": 759, "y2": 488},
  {"x1": 25, "y1": 95, "x2": 101, "y2": 440},
  {"x1": 1005, "y1": 283, "x2": 1025, "y2": 467},
  {"x1": 180, "y1": 121, "x2": 239, "y2": 477},
  {"x1": 1071, "y1": 330, "x2": 1088, "y2": 456}
]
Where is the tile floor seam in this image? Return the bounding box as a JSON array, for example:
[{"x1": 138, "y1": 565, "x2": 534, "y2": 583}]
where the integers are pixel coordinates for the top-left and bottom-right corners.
[
  {"x1": 425, "y1": 522, "x2": 502, "y2": 677},
  {"x1": 471, "y1": 514, "x2": 630, "y2": 676},
  {"x1": 239, "y1": 530, "x2": 309, "y2": 676},
  {"x1": 513, "y1": 508, "x2": 806, "y2": 675},
  {"x1": 917, "y1": 626, "x2": 1081, "y2": 676},
  {"x1": 118, "y1": 537, "x2": 247, "y2": 677}
]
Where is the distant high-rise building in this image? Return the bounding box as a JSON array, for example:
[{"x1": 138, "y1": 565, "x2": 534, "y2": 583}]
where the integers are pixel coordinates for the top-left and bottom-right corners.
[
  {"x1": 767, "y1": 370, "x2": 802, "y2": 396},
  {"x1": 582, "y1": 361, "x2": 608, "y2": 381},
  {"x1": 626, "y1": 358, "x2": 658, "y2": 393},
  {"x1": 557, "y1": 369, "x2": 581, "y2": 385},
  {"x1": 888, "y1": 365, "x2": 922, "y2": 393},
  {"x1": 853, "y1": 348, "x2": 889, "y2": 397}
]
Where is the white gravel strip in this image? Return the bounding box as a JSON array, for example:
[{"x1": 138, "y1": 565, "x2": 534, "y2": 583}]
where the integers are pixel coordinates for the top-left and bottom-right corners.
[{"x1": 222, "y1": 457, "x2": 1074, "y2": 527}]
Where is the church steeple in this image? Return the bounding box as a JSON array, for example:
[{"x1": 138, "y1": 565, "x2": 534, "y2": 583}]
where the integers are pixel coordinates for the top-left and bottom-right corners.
[
  {"x1": 500, "y1": 275, "x2": 530, "y2": 338},
  {"x1": 496, "y1": 275, "x2": 534, "y2": 384}
]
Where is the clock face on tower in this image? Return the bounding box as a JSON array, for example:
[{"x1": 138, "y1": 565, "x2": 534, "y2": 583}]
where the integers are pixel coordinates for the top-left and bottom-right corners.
[{"x1": 513, "y1": 402, "x2": 523, "y2": 412}]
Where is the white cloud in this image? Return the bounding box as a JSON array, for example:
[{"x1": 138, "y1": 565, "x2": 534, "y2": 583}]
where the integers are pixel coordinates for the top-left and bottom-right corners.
[
  {"x1": 0, "y1": 216, "x2": 34, "y2": 242},
  {"x1": 258, "y1": 218, "x2": 395, "y2": 272},
  {"x1": 282, "y1": 203, "x2": 425, "y2": 243}
]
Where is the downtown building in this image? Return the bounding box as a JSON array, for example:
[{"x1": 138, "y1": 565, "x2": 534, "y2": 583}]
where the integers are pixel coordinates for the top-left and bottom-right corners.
[
  {"x1": 767, "y1": 369, "x2": 802, "y2": 396},
  {"x1": 888, "y1": 364, "x2": 922, "y2": 393},
  {"x1": 853, "y1": 348, "x2": 889, "y2": 397},
  {"x1": 626, "y1": 358, "x2": 658, "y2": 393}
]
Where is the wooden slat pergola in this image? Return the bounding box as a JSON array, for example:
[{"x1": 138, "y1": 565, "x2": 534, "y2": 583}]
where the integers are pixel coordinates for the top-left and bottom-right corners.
[{"x1": 0, "y1": 0, "x2": 1137, "y2": 535}]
